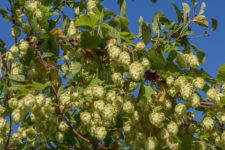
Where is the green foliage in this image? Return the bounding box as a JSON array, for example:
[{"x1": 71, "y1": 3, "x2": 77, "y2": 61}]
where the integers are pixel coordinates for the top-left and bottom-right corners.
[{"x1": 0, "y1": 0, "x2": 223, "y2": 150}]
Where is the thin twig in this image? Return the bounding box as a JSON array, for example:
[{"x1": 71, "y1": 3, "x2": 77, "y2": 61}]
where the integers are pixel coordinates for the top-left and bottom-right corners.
[
  {"x1": 200, "y1": 101, "x2": 215, "y2": 105},
  {"x1": 200, "y1": 104, "x2": 210, "y2": 108},
  {"x1": 33, "y1": 43, "x2": 111, "y2": 150}
]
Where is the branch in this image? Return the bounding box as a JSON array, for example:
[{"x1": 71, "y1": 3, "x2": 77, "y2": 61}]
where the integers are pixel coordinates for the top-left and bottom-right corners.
[
  {"x1": 200, "y1": 101, "x2": 215, "y2": 105},
  {"x1": 32, "y1": 43, "x2": 111, "y2": 150}
]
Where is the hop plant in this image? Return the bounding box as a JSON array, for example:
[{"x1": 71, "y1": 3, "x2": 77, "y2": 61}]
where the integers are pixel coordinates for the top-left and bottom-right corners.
[
  {"x1": 167, "y1": 121, "x2": 179, "y2": 136},
  {"x1": 184, "y1": 53, "x2": 200, "y2": 68},
  {"x1": 22, "y1": 23, "x2": 31, "y2": 34},
  {"x1": 123, "y1": 101, "x2": 134, "y2": 114},
  {"x1": 19, "y1": 39, "x2": 29, "y2": 53},
  {"x1": 9, "y1": 45, "x2": 19, "y2": 55},
  {"x1": 193, "y1": 77, "x2": 205, "y2": 90},
  {"x1": 87, "y1": 0, "x2": 97, "y2": 10},
  {"x1": 92, "y1": 85, "x2": 105, "y2": 99},
  {"x1": 220, "y1": 114, "x2": 225, "y2": 125},
  {"x1": 145, "y1": 136, "x2": 158, "y2": 150},
  {"x1": 95, "y1": 126, "x2": 107, "y2": 141},
  {"x1": 103, "y1": 104, "x2": 114, "y2": 121},
  {"x1": 35, "y1": 9, "x2": 44, "y2": 21},
  {"x1": 202, "y1": 116, "x2": 214, "y2": 131},
  {"x1": 80, "y1": 111, "x2": 91, "y2": 125},
  {"x1": 166, "y1": 76, "x2": 174, "y2": 87},
  {"x1": 129, "y1": 61, "x2": 145, "y2": 81},
  {"x1": 136, "y1": 42, "x2": 146, "y2": 51},
  {"x1": 141, "y1": 57, "x2": 151, "y2": 71},
  {"x1": 206, "y1": 88, "x2": 217, "y2": 101},
  {"x1": 119, "y1": 51, "x2": 131, "y2": 70},
  {"x1": 25, "y1": 0, "x2": 39, "y2": 12},
  {"x1": 0, "y1": 117, "x2": 6, "y2": 131},
  {"x1": 174, "y1": 103, "x2": 187, "y2": 117},
  {"x1": 222, "y1": 84, "x2": 225, "y2": 92},
  {"x1": 108, "y1": 46, "x2": 121, "y2": 60},
  {"x1": 149, "y1": 112, "x2": 165, "y2": 128},
  {"x1": 180, "y1": 82, "x2": 193, "y2": 100},
  {"x1": 190, "y1": 93, "x2": 200, "y2": 108},
  {"x1": 11, "y1": 26, "x2": 21, "y2": 38},
  {"x1": 67, "y1": 20, "x2": 76, "y2": 38}
]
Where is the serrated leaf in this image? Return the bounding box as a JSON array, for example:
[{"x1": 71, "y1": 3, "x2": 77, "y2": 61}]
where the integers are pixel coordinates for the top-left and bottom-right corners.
[
  {"x1": 0, "y1": 8, "x2": 9, "y2": 18},
  {"x1": 143, "y1": 85, "x2": 154, "y2": 100},
  {"x1": 57, "y1": 85, "x2": 65, "y2": 97},
  {"x1": 9, "y1": 74, "x2": 26, "y2": 82},
  {"x1": 42, "y1": 52, "x2": 55, "y2": 58},
  {"x1": 152, "y1": 11, "x2": 165, "y2": 34},
  {"x1": 211, "y1": 18, "x2": 218, "y2": 32},
  {"x1": 142, "y1": 22, "x2": 151, "y2": 45},
  {"x1": 71, "y1": 61, "x2": 82, "y2": 74},
  {"x1": 153, "y1": 106, "x2": 162, "y2": 111},
  {"x1": 193, "y1": 15, "x2": 208, "y2": 27},
  {"x1": 191, "y1": 44, "x2": 206, "y2": 65},
  {"x1": 89, "y1": 77, "x2": 104, "y2": 85},
  {"x1": 182, "y1": 3, "x2": 190, "y2": 23},
  {"x1": 172, "y1": 2, "x2": 182, "y2": 23},
  {"x1": 178, "y1": 135, "x2": 194, "y2": 149},
  {"x1": 216, "y1": 63, "x2": 225, "y2": 82},
  {"x1": 176, "y1": 55, "x2": 188, "y2": 68},
  {"x1": 199, "y1": 2, "x2": 206, "y2": 15},
  {"x1": 75, "y1": 14, "x2": 99, "y2": 29},
  {"x1": 147, "y1": 47, "x2": 166, "y2": 70},
  {"x1": 119, "y1": 0, "x2": 127, "y2": 17},
  {"x1": 84, "y1": 96, "x2": 92, "y2": 102}
]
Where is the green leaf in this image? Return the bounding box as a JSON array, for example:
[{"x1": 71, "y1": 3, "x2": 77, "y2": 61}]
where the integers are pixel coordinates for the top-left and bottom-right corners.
[
  {"x1": 216, "y1": 63, "x2": 225, "y2": 82},
  {"x1": 0, "y1": 8, "x2": 9, "y2": 18},
  {"x1": 63, "y1": 14, "x2": 70, "y2": 31},
  {"x1": 89, "y1": 77, "x2": 104, "y2": 85},
  {"x1": 178, "y1": 135, "x2": 194, "y2": 150},
  {"x1": 84, "y1": 96, "x2": 92, "y2": 102},
  {"x1": 153, "y1": 106, "x2": 162, "y2": 111},
  {"x1": 119, "y1": 0, "x2": 127, "y2": 17},
  {"x1": 143, "y1": 84, "x2": 154, "y2": 100},
  {"x1": 80, "y1": 31, "x2": 101, "y2": 49},
  {"x1": 193, "y1": 15, "x2": 208, "y2": 28},
  {"x1": 0, "y1": 38, "x2": 6, "y2": 53},
  {"x1": 57, "y1": 85, "x2": 65, "y2": 97},
  {"x1": 31, "y1": 81, "x2": 54, "y2": 90},
  {"x1": 30, "y1": 17, "x2": 39, "y2": 32},
  {"x1": 142, "y1": 22, "x2": 151, "y2": 45},
  {"x1": 176, "y1": 55, "x2": 188, "y2": 68},
  {"x1": 191, "y1": 0, "x2": 197, "y2": 12},
  {"x1": 147, "y1": 47, "x2": 166, "y2": 70},
  {"x1": 199, "y1": 2, "x2": 206, "y2": 15},
  {"x1": 75, "y1": 14, "x2": 99, "y2": 29},
  {"x1": 42, "y1": 52, "x2": 55, "y2": 58},
  {"x1": 71, "y1": 61, "x2": 82, "y2": 74},
  {"x1": 191, "y1": 44, "x2": 206, "y2": 65},
  {"x1": 182, "y1": 3, "x2": 190, "y2": 23},
  {"x1": 220, "y1": 96, "x2": 225, "y2": 105},
  {"x1": 152, "y1": 11, "x2": 165, "y2": 34},
  {"x1": 138, "y1": 16, "x2": 144, "y2": 37},
  {"x1": 9, "y1": 74, "x2": 26, "y2": 82},
  {"x1": 211, "y1": 18, "x2": 218, "y2": 32},
  {"x1": 172, "y1": 2, "x2": 182, "y2": 23}
]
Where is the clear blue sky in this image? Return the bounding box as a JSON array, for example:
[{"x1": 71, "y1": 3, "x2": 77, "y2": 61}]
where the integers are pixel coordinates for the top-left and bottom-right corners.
[{"x1": 1, "y1": 0, "x2": 225, "y2": 76}]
